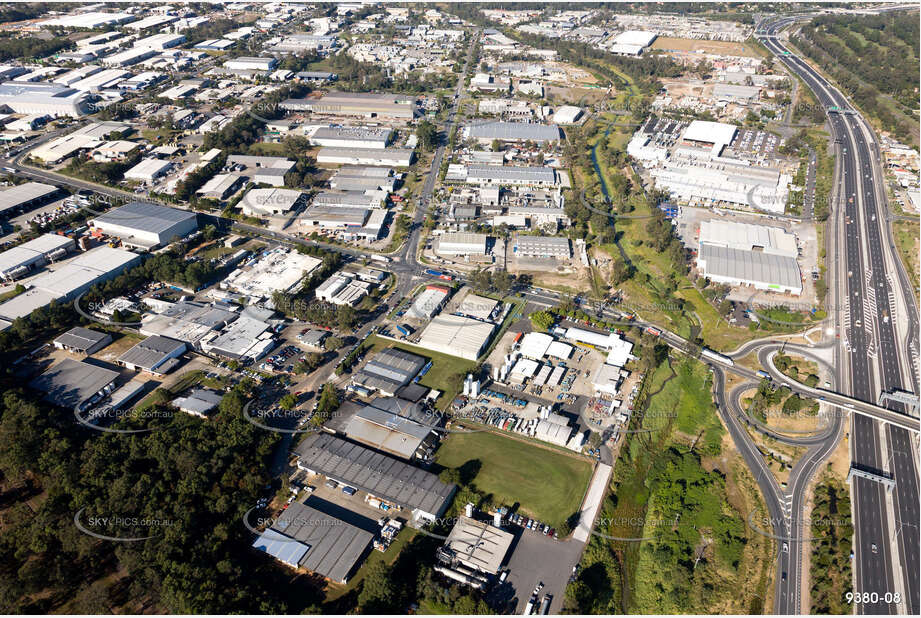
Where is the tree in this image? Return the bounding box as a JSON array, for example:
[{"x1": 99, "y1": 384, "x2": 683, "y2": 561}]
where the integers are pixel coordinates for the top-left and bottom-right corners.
[
  {"x1": 490, "y1": 138, "x2": 501, "y2": 152},
  {"x1": 416, "y1": 120, "x2": 438, "y2": 152},
  {"x1": 357, "y1": 561, "x2": 396, "y2": 612},
  {"x1": 529, "y1": 310, "x2": 555, "y2": 332},
  {"x1": 279, "y1": 394, "x2": 297, "y2": 410},
  {"x1": 324, "y1": 336, "x2": 344, "y2": 352}
]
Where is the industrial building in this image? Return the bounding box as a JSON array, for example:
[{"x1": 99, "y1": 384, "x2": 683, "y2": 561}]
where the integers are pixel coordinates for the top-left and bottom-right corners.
[
  {"x1": 329, "y1": 167, "x2": 397, "y2": 192},
  {"x1": 562, "y1": 327, "x2": 634, "y2": 367},
  {"x1": 609, "y1": 30, "x2": 657, "y2": 56},
  {"x1": 630, "y1": 119, "x2": 790, "y2": 213},
  {"x1": 202, "y1": 316, "x2": 274, "y2": 361},
  {"x1": 408, "y1": 285, "x2": 450, "y2": 320},
  {"x1": 314, "y1": 272, "x2": 371, "y2": 307},
  {"x1": 28, "y1": 358, "x2": 119, "y2": 411},
  {"x1": 435, "y1": 232, "x2": 488, "y2": 257},
  {"x1": 90, "y1": 202, "x2": 198, "y2": 249},
  {"x1": 456, "y1": 293, "x2": 499, "y2": 322},
  {"x1": 0, "y1": 246, "x2": 141, "y2": 321},
  {"x1": 281, "y1": 92, "x2": 416, "y2": 119},
  {"x1": 171, "y1": 388, "x2": 223, "y2": 417},
  {"x1": 0, "y1": 233, "x2": 74, "y2": 281},
  {"x1": 124, "y1": 158, "x2": 173, "y2": 183},
  {"x1": 53, "y1": 327, "x2": 112, "y2": 355},
  {"x1": 343, "y1": 399, "x2": 436, "y2": 460},
  {"x1": 139, "y1": 300, "x2": 239, "y2": 347},
  {"x1": 312, "y1": 191, "x2": 385, "y2": 210},
  {"x1": 251, "y1": 502, "x2": 373, "y2": 583},
  {"x1": 437, "y1": 515, "x2": 514, "y2": 582},
  {"x1": 311, "y1": 126, "x2": 391, "y2": 149},
  {"x1": 196, "y1": 174, "x2": 244, "y2": 201},
  {"x1": 0, "y1": 81, "x2": 89, "y2": 117},
  {"x1": 352, "y1": 347, "x2": 427, "y2": 396},
  {"x1": 697, "y1": 219, "x2": 802, "y2": 295},
  {"x1": 464, "y1": 121, "x2": 561, "y2": 143},
  {"x1": 465, "y1": 165, "x2": 558, "y2": 187},
  {"x1": 316, "y1": 147, "x2": 415, "y2": 167},
  {"x1": 240, "y1": 188, "x2": 306, "y2": 217},
  {"x1": 117, "y1": 335, "x2": 186, "y2": 375},
  {"x1": 223, "y1": 248, "x2": 322, "y2": 300},
  {"x1": 222, "y1": 56, "x2": 278, "y2": 72},
  {"x1": 513, "y1": 235, "x2": 571, "y2": 259},
  {"x1": 301, "y1": 205, "x2": 370, "y2": 229},
  {"x1": 294, "y1": 432, "x2": 456, "y2": 525},
  {"x1": 0, "y1": 182, "x2": 62, "y2": 218},
  {"x1": 551, "y1": 105, "x2": 583, "y2": 124},
  {"x1": 417, "y1": 314, "x2": 495, "y2": 361}
]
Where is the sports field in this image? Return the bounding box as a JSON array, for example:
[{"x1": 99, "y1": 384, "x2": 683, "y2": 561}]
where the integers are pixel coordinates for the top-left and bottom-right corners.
[{"x1": 435, "y1": 430, "x2": 593, "y2": 527}]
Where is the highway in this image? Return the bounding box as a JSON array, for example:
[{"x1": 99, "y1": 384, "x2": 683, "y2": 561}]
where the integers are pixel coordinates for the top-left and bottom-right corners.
[{"x1": 759, "y1": 16, "x2": 919, "y2": 615}]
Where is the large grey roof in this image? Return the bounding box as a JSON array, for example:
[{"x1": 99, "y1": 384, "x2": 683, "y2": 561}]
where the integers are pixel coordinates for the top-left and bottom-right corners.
[
  {"x1": 467, "y1": 121, "x2": 561, "y2": 141},
  {"x1": 93, "y1": 202, "x2": 196, "y2": 234},
  {"x1": 117, "y1": 335, "x2": 185, "y2": 370},
  {"x1": 28, "y1": 358, "x2": 119, "y2": 408},
  {"x1": 699, "y1": 243, "x2": 801, "y2": 289},
  {"x1": 54, "y1": 327, "x2": 110, "y2": 351},
  {"x1": 294, "y1": 432, "x2": 455, "y2": 516},
  {"x1": 0, "y1": 182, "x2": 59, "y2": 214},
  {"x1": 344, "y1": 402, "x2": 433, "y2": 460},
  {"x1": 253, "y1": 502, "x2": 373, "y2": 582},
  {"x1": 468, "y1": 165, "x2": 556, "y2": 184},
  {"x1": 354, "y1": 348, "x2": 426, "y2": 393}
]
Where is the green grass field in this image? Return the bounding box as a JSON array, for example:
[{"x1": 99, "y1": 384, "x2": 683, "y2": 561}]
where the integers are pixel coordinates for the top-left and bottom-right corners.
[{"x1": 435, "y1": 431, "x2": 593, "y2": 527}]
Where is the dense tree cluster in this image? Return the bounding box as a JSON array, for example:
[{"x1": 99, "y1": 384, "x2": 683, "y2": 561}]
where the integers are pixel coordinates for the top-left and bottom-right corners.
[
  {"x1": 794, "y1": 13, "x2": 918, "y2": 145},
  {"x1": 0, "y1": 34, "x2": 72, "y2": 61},
  {"x1": 809, "y1": 479, "x2": 854, "y2": 614},
  {"x1": 0, "y1": 385, "x2": 302, "y2": 613}
]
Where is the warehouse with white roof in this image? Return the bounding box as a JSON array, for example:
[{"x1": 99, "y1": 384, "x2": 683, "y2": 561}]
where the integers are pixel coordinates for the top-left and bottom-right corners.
[
  {"x1": 697, "y1": 219, "x2": 802, "y2": 295},
  {"x1": 90, "y1": 202, "x2": 198, "y2": 249},
  {"x1": 417, "y1": 314, "x2": 495, "y2": 361},
  {"x1": 0, "y1": 233, "x2": 74, "y2": 281}
]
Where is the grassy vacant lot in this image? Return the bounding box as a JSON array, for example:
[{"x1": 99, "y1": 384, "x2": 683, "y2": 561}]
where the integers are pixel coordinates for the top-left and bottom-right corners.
[
  {"x1": 363, "y1": 335, "x2": 476, "y2": 408},
  {"x1": 893, "y1": 219, "x2": 920, "y2": 297},
  {"x1": 435, "y1": 431, "x2": 593, "y2": 528},
  {"x1": 568, "y1": 356, "x2": 772, "y2": 614}
]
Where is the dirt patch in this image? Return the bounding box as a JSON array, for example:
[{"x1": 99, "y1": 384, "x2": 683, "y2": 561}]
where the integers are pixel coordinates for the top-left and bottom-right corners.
[{"x1": 652, "y1": 36, "x2": 762, "y2": 58}]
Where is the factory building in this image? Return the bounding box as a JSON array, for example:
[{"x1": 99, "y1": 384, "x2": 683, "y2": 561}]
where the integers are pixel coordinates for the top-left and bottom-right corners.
[
  {"x1": 117, "y1": 335, "x2": 186, "y2": 375},
  {"x1": 251, "y1": 502, "x2": 373, "y2": 583},
  {"x1": 294, "y1": 432, "x2": 456, "y2": 525},
  {"x1": 343, "y1": 399, "x2": 436, "y2": 461},
  {"x1": 435, "y1": 232, "x2": 488, "y2": 257},
  {"x1": 311, "y1": 126, "x2": 392, "y2": 149},
  {"x1": 0, "y1": 81, "x2": 89, "y2": 117},
  {"x1": 609, "y1": 30, "x2": 657, "y2": 56},
  {"x1": 240, "y1": 188, "x2": 306, "y2": 217},
  {"x1": 0, "y1": 246, "x2": 141, "y2": 321},
  {"x1": 301, "y1": 205, "x2": 370, "y2": 229},
  {"x1": 124, "y1": 157, "x2": 173, "y2": 183},
  {"x1": 464, "y1": 121, "x2": 561, "y2": 144},
  {"x1": 697, "y1": 219, "x2": 802, "y2": 295},
  {"x1": 89, "y1": 202, "x2": 198, "y2": 249},
  {"x1": 417, "y1": 314, "x2": 496, "y2": 361},
  {"x1": 316, "y1": 147, "x2": 415, "y2": 167},
  {"x1": 513, "y1": 235, "x2": 571, "y2": 259},
  {"x1": 28, "y1": 358, "x2": 119, "y2": 412},
  {"x1": 0, "y1": 233, "x2": 75, "y2": 281},
  {"x1": 437, "y1": 516, "x2": 514, "y2": 583},
  {"x1": 352, "y1": 347, "x2": 427, "y2": 397},
  {"x1": 222, "y1": 56, "x2": 278, "y2": 72},
  {"x1": 53, "y1": 327, "x2": 112, "y2": 355},
  {"x1": 281, "y1": 91, "x2": 416, "y2": 119},
  {"x1": 408, "y1": 285, "x2": 450, "y2": 320},
  {"x1": 465, "y1": 165, "x2": 558, "y2": 187}
]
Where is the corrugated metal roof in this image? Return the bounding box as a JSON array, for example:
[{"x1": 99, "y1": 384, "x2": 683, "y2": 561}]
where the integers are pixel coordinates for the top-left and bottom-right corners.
[
  {"x1": 294, "y1": 433, "x2": 454, "y2": 516},
  {"x1": 698, "y1": 243, "x2": 801, "y2": 290},
  {"x1": 467, "y1": 121, "x2": 560, "y2": 141}
]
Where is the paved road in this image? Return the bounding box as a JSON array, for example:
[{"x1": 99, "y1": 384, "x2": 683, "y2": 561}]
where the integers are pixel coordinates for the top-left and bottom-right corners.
[{"x1": 760, "y1": 16, "x2": 919, "y2": 615}]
